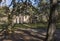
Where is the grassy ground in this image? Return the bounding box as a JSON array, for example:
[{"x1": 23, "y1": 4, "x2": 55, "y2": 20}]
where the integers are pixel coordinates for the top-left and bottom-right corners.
[
  {"x1": 56, "y1": 23, "x2": 60, "y2": 29},
  {"x1": 0, "y1": 23, "x2": 60, "y2": 29},
  {"x1": 14, "y1": 23, "x2": 48, "y2": 29}
]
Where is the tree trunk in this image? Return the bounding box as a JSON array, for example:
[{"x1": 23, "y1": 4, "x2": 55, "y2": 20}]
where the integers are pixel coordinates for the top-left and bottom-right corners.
[
  {"x1": 45, "y1": 0, "x2": 58, "y2": 41},
  {"x1": 6, "y1": 0, "x2": 16, "y2": 34}
]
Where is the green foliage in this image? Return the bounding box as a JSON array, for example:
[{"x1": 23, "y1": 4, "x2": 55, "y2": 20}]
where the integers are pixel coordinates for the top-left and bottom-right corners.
[
  {"x1": 9, "y1": 1, "x2": 39, "y2": 17},
  {"x1": 0, "y1": 6, "x2": 10, "y2": 15}
]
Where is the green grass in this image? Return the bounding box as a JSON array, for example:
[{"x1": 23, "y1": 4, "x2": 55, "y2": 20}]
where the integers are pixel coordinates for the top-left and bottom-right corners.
[
  {"x1": 14, "y1": 23, "x2": 60, "y2": 29},
  {"x1": 0, "y1": 23, "x2": 60, "y2": 29},
  {"x1": 14, "y1": 23, "x2": 48, "y2": 29},
  {"x1": 56, "y1": 23, "x2": 60, "y2": 29}
]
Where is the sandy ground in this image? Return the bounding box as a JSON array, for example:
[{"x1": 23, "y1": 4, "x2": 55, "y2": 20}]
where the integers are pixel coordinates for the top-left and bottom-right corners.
[{"x1": 0, "y1": 28, "x2": 60, "y2": 41}]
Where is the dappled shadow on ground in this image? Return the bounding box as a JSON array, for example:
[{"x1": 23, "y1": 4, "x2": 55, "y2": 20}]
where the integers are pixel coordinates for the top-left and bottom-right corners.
[
  {"x1": 54, "y1": 29, "x2": 60, "y2": 41},
  {"x1": 0, "y1": 28, "x2": 46, "y2": 41},
  {"x1": 0, "y1": 28, "x2": 60, "y2": 41}
]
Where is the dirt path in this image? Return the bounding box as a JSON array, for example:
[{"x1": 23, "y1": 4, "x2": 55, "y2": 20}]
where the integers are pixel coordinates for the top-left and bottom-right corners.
[{"x1": 0, "y1": 28, "x2": 60, "y2": 41}]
